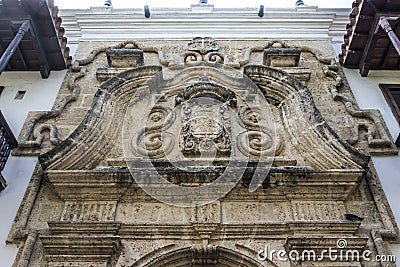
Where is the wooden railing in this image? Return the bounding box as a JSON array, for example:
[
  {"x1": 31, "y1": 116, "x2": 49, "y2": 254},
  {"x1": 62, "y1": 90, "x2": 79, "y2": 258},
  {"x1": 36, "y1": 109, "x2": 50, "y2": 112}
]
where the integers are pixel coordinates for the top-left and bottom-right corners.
[{"x1": 0, "y1": 110, "x2": 17, "y2": 190}]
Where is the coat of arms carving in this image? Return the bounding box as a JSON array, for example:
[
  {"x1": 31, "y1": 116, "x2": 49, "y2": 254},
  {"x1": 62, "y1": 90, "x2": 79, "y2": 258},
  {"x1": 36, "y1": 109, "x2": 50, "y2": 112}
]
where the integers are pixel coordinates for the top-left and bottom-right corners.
[{"x1": 175, "y1": 82, "x2": 236, "y2": 157}]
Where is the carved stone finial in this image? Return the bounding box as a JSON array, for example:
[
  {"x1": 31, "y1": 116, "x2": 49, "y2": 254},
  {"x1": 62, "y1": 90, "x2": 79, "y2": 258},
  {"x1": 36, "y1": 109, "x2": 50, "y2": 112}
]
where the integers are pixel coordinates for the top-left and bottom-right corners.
[{"x1": 187, "y1": 37, "x2": 220, "y2": 55}]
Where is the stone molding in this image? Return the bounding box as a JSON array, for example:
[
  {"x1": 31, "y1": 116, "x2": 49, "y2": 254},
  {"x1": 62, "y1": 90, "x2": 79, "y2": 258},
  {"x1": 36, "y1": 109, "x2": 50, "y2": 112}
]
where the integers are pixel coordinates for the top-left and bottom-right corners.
[
  {"x1": 41, "y1": 236, "x2": 122, "y2": 267},
  {"x1": 7, "y1": 38, "x2": 399, "y2": 267},
  {"x1": 13, "y1": 39, "x2": 397, "y2": 157},
  {"x1": 37, "y1": 63, "x2": 369, "y2": 171},
  {"x1": 59, "y1": 7, "x2": 351, "y2": 43}
]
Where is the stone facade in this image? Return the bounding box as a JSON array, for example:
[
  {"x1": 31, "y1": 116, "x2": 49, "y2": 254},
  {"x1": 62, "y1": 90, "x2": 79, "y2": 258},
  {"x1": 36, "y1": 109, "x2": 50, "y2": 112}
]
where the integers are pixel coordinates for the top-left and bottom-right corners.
[{"x1": 8, "y1": 38, "x2": 399, "y2": 266}]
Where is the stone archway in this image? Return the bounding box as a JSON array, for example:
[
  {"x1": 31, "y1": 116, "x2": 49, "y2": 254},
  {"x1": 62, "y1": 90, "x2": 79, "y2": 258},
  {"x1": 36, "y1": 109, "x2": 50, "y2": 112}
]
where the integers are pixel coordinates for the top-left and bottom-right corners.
[{"x1": 138, "y1": 246, "x2": 275, "y2": 267}]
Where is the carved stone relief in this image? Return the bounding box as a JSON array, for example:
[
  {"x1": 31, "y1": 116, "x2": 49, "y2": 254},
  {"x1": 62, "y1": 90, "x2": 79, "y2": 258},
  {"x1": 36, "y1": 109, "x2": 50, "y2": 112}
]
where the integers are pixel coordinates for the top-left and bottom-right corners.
[
  {"x1": 237, "y1": 106, "x2": 283, "y2": 157},
  {"x1": 325, "y1": 65, "x2": 398, "y2": 155},
  {"x1": 134, "y1": 105, "x2": 176, "y2": 159},
  {"x1": 13, "y1": 38, "x2": 397, "y2": 157},
  {"x1": 8, "y1": 38, "x2": 399, "y2": 267},
  {"x1": 176, "y1": 82, "x2": 235, "y2": 157}
]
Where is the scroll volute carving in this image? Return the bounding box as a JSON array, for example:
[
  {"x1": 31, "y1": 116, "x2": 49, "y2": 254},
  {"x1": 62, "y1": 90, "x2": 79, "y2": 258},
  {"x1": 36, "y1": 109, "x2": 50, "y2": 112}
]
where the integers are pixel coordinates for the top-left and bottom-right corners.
[
  {"x1": 130, "y1": 76, "x2": 280, "y2": 162},
  {"x1": 185, "y1": 37, "x2": 224, "y2": 64},
  {"x1": 237, "y1": 106, "x2": 283, "y2": 157},
  {"x1": 134, "y1": 105, "x2": 176, "y2": 159},
  {"x1": 40, "y1": 64, "x2": 369, "y2": 171}
]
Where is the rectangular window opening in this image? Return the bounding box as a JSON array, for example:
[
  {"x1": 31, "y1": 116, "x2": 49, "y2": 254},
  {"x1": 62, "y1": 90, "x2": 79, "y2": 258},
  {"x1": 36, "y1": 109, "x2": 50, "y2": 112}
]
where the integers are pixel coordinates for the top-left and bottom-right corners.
[
  {"x1": 14, "y1": 90, "x2": 26, "y2": 100},
  {"x1": 379, "y1": 84, "x2": 400, "y2": 124},
  {"x1": 379, "y1": 84, "x2": 400, "y2": 148}
]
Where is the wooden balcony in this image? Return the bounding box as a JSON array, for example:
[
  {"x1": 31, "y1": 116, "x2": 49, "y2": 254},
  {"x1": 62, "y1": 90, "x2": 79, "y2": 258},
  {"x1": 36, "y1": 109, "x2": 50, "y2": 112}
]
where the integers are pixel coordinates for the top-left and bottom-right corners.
[{"x1": 0, "y1": 110, "x2": 17, "y2": 191}]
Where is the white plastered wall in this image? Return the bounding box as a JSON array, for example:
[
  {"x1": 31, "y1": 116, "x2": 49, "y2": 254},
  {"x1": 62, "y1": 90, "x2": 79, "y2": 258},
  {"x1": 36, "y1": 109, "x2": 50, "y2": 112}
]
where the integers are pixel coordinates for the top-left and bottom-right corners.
[
  {"x1": 0, "y1": 70, "x2": 67, "y2": 266},
  {"x1": 343, "y1": 68, "x2": 400, "y2": 261}
]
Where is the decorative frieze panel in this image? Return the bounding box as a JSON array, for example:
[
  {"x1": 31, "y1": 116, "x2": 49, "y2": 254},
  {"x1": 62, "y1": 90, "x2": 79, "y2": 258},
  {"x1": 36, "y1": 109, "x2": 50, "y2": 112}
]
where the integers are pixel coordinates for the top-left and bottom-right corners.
[
  {"x1": 61, "y1": 201, "x2": 117, "y2": 222},
  {"x1": 191, "y1": 202, "x2": 221, "y2": 224},
  {"x1": 291, "y1": 201, "x2": 346, "y2": 221}
]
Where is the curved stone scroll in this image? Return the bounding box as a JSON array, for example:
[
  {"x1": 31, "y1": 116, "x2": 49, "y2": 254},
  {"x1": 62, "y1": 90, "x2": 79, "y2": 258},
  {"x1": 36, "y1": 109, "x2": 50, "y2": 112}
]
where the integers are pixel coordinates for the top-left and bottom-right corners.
[
  {"x1": 133, "y1": 105, "x2": 176, "y2": 159},
  {"x1": 14, "y1": 41, "x2": 146, "y2": 157},
  {"x1": 325, "y1": 66, "x2": 398, "y2": 155},
  {"x1": 13, "y1": 46, "x2": 106, "y2": 156},
  {"x1": 39, "y1": 66, "x2": 162, "y2": 170},
  {"x1": 39, "y1": 64, "x2": 369, "y2": 171},
  {"x1": 13, "y1": 67, "x2": 86, "y2": 156},
  {"x1": 237, "y1": 106, "x2": 283, "y2": 157},
  {"x1": 244, "y1": 65, "x2": 369, "y2": 170},
  {"x1": 299, "y1": 47, "x2": 397, "y2": 155}
]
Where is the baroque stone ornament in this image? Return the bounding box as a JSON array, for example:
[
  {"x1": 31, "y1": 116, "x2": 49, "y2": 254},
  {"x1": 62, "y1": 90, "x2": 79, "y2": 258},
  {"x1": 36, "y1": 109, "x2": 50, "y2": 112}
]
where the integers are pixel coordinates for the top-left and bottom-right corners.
[
  {"x1": 133, "y1": 105, "x2": 176, "y2": 158},
  {"x1": 106, "y1": 42, "x2": 144, "y2": 68},
  {"x1": 184, "y1": 37, "x2": 224, "y2": 64},
  {"x1": 187, "y1": 37, "x2": 220, "y2": 54},
  {"x1": 325, "y1": 63, "x2": 398, "y2": 155},
  {"x1": 13, "y1": 41, "x2": 145, "y2": 156},
  {"x1": 237, "y1": 106, "x2": 283, "y2": 157},
  {"x1": 176, "y1": 81, "x2": 237, "y2": 157},
  {"x1": 179, "y1": 100, "x2": 231, "y2": 156},
  {"x1": 8, "y1": 39, "x2": 399, "y2": 267}
]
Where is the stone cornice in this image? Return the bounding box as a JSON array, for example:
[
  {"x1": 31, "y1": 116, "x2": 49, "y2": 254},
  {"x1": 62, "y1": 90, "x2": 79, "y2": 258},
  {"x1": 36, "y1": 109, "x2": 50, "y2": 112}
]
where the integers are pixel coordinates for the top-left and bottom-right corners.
[
  {"x1": 44, "y1": 168, "x2": 365, "y2": 201},
  {"x1": 45, "y1": 221, "x2": 361, "y2": 239},
  {"x1": 59, "y1": 7, "x2": 351, "y2": 43}
]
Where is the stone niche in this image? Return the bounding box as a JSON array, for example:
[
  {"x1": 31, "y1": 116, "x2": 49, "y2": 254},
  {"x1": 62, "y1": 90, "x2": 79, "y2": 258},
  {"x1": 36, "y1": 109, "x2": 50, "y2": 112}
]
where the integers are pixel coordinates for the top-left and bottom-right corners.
[
  {"x1": 8, "y1": 38, "x2": 399, "y2": 267},
  {"x1": 106, "y1": 48, "x2": 144, "y2": 68},
  {"x1": 263, "y1": 47, "x2": 301, "y2": 67}
]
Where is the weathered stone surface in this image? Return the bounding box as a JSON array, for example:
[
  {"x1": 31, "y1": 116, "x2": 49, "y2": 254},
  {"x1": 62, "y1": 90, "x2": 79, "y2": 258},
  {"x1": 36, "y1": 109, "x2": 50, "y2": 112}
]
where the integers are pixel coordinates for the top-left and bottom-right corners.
[
  {"x1": 263, "y1": 48, "x2": 301, "y2": 67},
  {"x1": 8, "y1": 38, "x2": 399, "y2": 267},
  {"x1": 106, "y1": 48, "x2": 144, "y2": 68}
]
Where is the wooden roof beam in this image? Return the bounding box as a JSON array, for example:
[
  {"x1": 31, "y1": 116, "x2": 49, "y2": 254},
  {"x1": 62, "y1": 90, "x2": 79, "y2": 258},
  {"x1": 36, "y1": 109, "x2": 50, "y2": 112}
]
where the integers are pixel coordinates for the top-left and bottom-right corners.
[
  {"x1": 358, "y1": 17, "x2": 380, "y2": 76},
  {"x1": 379, "y1": 16, "x2": 400, "y2": 56},
  {"x1": 359, "y1": 14, "x2": 400, "y2": 76},
  {"x1": 381, "y1": 25, "x2": 400, "y2": 68},
  {"x1": 9, "y1": 23, "x2": 28, "y2": 70},
  {"x1": 0, "y1": 20, "x2": 30, "y2": 75},
  {"x1": 29, "y1": 20, "x2": 51, "y2": 79}
]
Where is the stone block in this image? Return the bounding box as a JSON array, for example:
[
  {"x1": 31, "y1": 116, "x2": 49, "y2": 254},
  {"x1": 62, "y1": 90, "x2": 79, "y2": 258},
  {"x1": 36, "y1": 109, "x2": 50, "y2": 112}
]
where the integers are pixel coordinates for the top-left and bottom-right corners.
[{"x1": 264, "y1": 48, "x2": 301, "y2": 67}]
